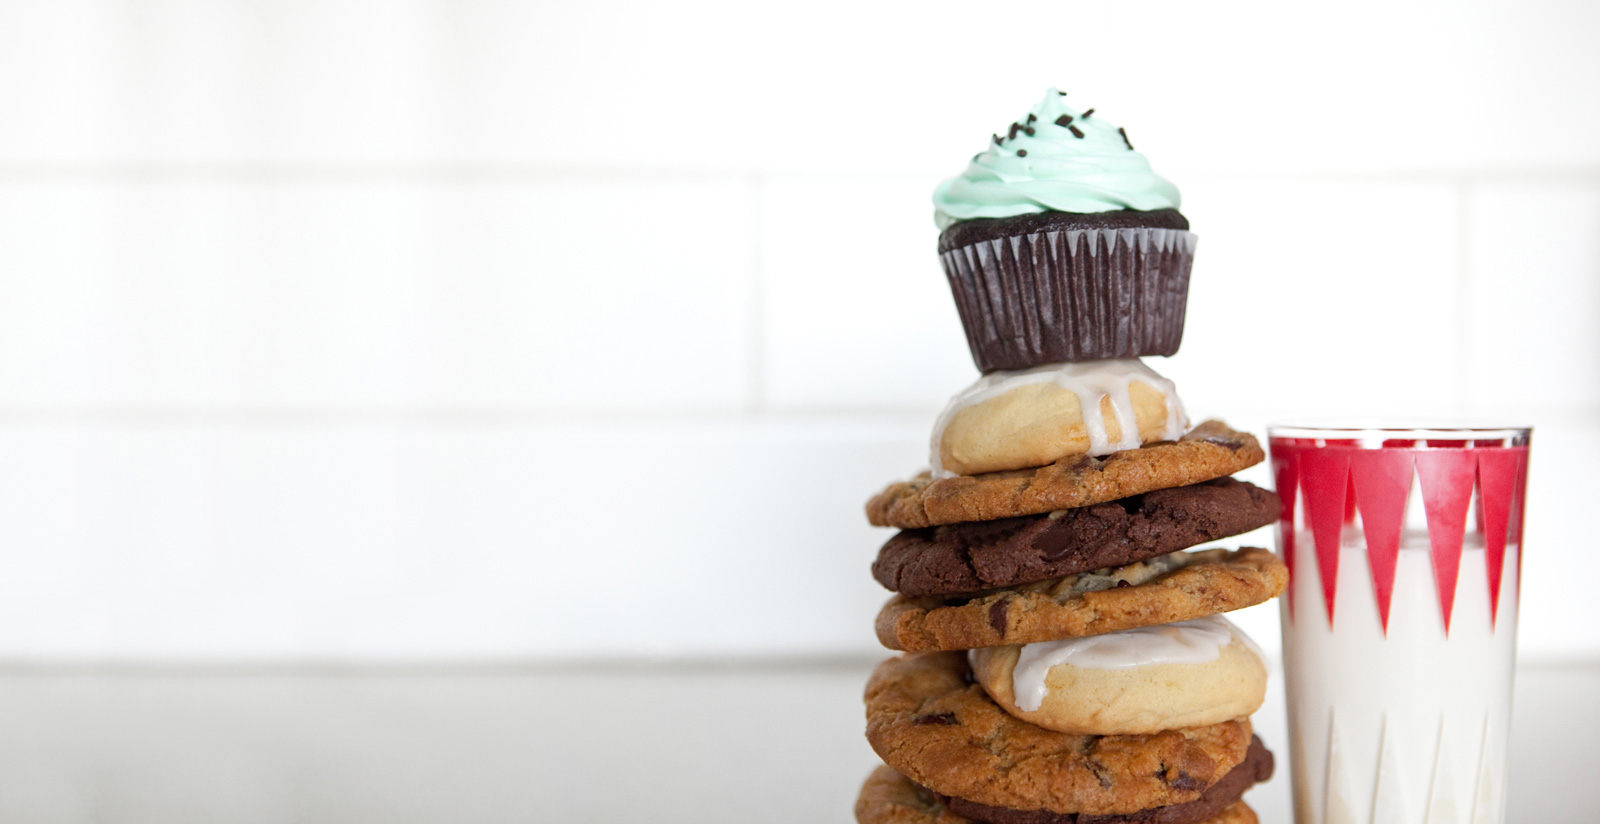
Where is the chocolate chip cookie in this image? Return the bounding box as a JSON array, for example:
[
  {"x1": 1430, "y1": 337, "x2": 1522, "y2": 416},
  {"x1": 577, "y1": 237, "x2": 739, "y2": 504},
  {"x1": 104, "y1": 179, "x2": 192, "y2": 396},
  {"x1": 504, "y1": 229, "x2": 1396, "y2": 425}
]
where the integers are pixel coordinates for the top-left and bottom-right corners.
[
  {"x1": 929, "y1": 734, "x2": 1270, "y2": 824},
  {"x1": 867, "y1": 421, "x2": 1263, "y2": 529},
  {"x1": 864, "y1": 651, "x2": 1253, "y2": 815},
  {"x1": 856, "y1": 766, "x2": 1261, "y2": 824},
  {"x1": 875, "y1": 547, "x2": 1287, "y2": 652}
]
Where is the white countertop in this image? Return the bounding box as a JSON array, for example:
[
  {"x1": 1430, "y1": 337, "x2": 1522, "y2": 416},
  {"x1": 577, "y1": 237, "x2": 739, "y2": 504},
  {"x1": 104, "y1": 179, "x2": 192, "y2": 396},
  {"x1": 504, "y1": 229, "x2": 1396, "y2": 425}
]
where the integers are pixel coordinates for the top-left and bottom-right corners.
[{"x1": 0, "y1": 659, "x2": 1593, "y2": 822}]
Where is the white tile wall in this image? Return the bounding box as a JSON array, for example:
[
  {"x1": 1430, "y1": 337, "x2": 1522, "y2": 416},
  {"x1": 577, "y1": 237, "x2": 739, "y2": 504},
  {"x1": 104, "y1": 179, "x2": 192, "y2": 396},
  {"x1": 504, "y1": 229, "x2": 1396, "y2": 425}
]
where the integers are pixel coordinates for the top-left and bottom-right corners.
[
  {"x1": 0, "y1": 419, "x2": 921, "y2": 660},
  {"x1": 5, "y1": 1, "x2": 1600, "y2": 174},
  {"x1": 0, "y1": 0, "x2": 1595, "y2": 662},
  {"x1": 1165, "y1": 178, "x2": 1465, "y2": 420},
  {"x1": 1465, "y1": 182, "x2": 1600, "y2": 414},
  {"x1": 759, "y1": 175, "x2": 973, "y2": 410},
  {"x1": 0, "y1": 178, "x2": 757, "y2": 408}
]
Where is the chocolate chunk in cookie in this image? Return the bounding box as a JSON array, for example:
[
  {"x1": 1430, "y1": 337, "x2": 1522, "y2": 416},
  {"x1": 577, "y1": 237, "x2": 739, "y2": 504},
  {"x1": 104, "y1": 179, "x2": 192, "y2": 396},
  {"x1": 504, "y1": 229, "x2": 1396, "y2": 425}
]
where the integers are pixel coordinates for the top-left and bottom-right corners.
[
  {"x1": 866, "y1": 421, "x2": 1263, "y2": 529},
  {"x1": 864, "y1": 651, "x2": 1253, "y2": 816},
  {"x1": 876, "y1": 547, "x2": 1287, "y2": 652},
  {"x1": 873, "y1": 478, "x2": 1278, "y2": 598}
]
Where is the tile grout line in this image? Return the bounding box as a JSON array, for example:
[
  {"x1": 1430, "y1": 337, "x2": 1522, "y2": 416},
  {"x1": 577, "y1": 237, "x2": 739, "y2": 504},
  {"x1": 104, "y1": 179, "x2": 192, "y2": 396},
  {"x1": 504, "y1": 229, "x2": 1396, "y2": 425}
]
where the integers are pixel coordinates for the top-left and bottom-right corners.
[
  {"x1": 745, "y1": 173, "x2": 767, "y2": 415},
  {"x1": 1455, "y1": 175, "x2": 1476, "y2": 413},
  {"x1": 0, "y1": 406, "x2": 936, "y2": 428},
  {"x1": 0, "y1": 165, "x2": 1598, "y2": 184},
  {"x1": 0, "y1": 404, "x2": 1593, "y2": 428},
  {"x1": 0, "y1": 654, "x2": 1591, "y2": 677}
]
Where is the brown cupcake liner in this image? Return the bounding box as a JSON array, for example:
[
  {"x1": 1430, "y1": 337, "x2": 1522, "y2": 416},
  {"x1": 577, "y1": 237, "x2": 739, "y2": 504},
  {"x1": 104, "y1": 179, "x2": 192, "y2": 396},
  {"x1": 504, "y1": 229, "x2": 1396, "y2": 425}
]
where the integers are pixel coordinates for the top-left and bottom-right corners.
[{"x1": 940, "y1": 226, "x2": 1196, "y2": 373}]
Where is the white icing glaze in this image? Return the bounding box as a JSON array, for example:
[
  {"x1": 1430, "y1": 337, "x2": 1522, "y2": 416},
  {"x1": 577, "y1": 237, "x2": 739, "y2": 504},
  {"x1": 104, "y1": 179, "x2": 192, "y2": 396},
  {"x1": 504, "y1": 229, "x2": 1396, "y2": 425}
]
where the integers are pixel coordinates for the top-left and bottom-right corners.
[
  {"x1": 929, "y1": 358, "x2": 1187, "y2": 478},
  {"x1": 1007, "y1": 615, "x2": 1239, "y2": 712}
]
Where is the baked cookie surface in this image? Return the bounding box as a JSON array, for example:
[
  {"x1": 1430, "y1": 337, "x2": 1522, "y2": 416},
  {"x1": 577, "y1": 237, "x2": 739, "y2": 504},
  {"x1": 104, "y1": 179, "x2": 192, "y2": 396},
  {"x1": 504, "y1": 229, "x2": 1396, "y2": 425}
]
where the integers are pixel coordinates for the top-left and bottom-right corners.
[
  {"x1": 935, "y1": 735, "x2": 1269, "y2": 824},
  {"x1": 864, "y1": 651, "x2": 1252, "y2": 816},
  {"x1": 936, "y1": 377, "x2": 1178, "y2": 477},
  {"x1": 856, "y1": 765, "x2": 972, "y2": 824},
  {"x1": 873, "y1": 478, "x2": 1278, "y2": 597},
  {"x1": 867, "y1": 421, "x2": 1264, "y2": 529},
  {"x1": 967, "y1": 618, "x2": 1267, "y2": 735},
  {"x1": 875, "y1": 547, "x2": 1287, "y2": 652},
  {"x1": 856, "y1": 767, "x2": 1263, "y2": 824}
]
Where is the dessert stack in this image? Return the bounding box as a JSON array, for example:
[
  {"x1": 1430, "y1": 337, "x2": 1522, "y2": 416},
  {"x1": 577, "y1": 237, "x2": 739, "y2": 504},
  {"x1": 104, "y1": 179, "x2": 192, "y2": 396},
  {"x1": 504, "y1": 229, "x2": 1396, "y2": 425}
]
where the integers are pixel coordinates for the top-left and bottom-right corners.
[{"x1": 854, "y1": 90, "x2": 1289, "y2": 824}]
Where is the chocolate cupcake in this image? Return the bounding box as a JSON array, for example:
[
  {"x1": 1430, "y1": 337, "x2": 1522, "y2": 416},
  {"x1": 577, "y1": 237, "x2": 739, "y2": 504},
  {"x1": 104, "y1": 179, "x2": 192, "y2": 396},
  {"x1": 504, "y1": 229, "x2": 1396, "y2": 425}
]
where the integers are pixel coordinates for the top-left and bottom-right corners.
[{"x1": 933, "y1": 90, "x2": 1196, "y2": 373}]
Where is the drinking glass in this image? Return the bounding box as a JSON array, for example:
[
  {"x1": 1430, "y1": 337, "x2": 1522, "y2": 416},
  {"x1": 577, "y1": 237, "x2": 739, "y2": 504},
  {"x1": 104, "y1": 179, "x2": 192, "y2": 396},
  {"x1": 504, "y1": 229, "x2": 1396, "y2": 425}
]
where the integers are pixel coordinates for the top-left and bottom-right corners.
[{"x1": 1268, "y1": 424, "x2": 1530, "y2": 824}]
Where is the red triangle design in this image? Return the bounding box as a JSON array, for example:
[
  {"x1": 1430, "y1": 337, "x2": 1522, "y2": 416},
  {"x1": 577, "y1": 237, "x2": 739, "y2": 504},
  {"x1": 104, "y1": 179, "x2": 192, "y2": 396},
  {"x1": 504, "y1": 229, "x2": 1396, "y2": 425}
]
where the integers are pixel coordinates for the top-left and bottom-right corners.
[
  {"x1": 1271, "y1": 447, "x2": 1300, "y2": 619},
  {"x1": 1511, "y1": 450, "x2": 1529, "y2": 596},
  {"x1": 1349, "y1": 449, "x2": 1414, "y2": 633},
  {"x1": 1474, "y1": 479, "x2": 1486, "y2": 535},
  {"x1": 1415, "y1": 451, "x2": 1476, "y2": 634},
  {"x1": 1476, "y1": 449, "x2": 1521, "y2": 628},
  {"x1": 1299, "y1": 448, "x2": 1351, "y2": 627}
]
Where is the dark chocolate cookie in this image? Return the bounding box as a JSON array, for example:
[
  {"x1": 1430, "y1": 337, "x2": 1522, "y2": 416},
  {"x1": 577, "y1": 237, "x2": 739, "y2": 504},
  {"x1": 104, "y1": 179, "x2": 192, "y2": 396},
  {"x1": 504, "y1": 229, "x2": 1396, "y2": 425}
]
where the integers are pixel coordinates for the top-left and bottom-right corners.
[{"x1": 873, "y1": 478, "x2": 1278, "y2": 598}]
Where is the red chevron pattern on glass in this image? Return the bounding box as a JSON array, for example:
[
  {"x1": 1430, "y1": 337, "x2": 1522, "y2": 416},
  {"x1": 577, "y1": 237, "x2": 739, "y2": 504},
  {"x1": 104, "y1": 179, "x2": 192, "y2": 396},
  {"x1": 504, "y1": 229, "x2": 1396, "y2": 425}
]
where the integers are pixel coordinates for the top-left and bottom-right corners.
[
  {"x1": 1271, "y1": 447, "x2": 1300, "y2": 618},
  {"x1": 1298, "y1": 448, "x2": 1350, "y2": 625},
  {"x1": 1475, "y1": 448, "x2": 1525, "y2": 627},
  {"x1": 1269, "y1": 435, "x2": 1529, "y2": 632},
  {"x1": 1347, "y1": 449, "x2": 1412, "y2": 630},
  {"x1": 1414, "y1": 450, "x2": 1475, "y2": 632}
]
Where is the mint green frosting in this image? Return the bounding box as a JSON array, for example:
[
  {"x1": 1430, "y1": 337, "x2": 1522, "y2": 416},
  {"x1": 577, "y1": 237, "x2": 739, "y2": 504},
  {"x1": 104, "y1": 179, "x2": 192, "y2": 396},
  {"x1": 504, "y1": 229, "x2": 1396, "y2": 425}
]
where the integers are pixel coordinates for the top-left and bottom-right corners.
[{"x1": 933, "y1": 89, "x2": 1181, "y2": 229}]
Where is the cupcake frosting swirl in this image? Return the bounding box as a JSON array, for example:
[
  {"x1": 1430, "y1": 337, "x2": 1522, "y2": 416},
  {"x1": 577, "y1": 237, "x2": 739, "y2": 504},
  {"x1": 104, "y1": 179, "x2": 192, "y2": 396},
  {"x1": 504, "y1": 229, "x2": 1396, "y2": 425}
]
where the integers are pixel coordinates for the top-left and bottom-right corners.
[{"x1": 933, "y1": 89, "x2": 1181, "y2": 229}]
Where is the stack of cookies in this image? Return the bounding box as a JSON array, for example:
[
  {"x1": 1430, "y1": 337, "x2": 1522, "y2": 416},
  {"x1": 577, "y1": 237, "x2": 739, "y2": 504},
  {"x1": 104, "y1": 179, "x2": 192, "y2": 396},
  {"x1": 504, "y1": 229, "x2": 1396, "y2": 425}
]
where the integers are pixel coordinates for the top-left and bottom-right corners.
[{"x1": 854, "y1": 90, "x2": 1290, "y2": 824}]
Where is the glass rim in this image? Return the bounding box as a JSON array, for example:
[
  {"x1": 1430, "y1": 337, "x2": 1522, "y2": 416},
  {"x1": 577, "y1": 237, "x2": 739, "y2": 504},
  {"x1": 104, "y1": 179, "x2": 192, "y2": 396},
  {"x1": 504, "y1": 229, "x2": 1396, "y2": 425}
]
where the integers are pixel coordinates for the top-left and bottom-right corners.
[{"x1": 1268, "y1": 419, "x2": 1531, "y2": 445}]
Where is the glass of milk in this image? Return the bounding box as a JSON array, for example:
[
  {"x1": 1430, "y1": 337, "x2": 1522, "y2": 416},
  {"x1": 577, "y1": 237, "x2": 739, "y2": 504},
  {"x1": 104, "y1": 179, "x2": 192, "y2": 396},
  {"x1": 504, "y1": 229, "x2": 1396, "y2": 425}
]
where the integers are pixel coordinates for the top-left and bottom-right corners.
[{"x1": 1268, "y1": 424, "x2": 1530, "y2": 824}]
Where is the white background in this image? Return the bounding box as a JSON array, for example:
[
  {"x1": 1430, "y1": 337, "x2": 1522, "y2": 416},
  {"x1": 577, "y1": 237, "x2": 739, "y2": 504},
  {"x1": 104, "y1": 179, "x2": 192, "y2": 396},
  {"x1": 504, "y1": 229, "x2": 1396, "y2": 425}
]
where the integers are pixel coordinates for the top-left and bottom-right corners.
[{"x1": 0, "y1": 0, "x2": 1596, "y2": 666}]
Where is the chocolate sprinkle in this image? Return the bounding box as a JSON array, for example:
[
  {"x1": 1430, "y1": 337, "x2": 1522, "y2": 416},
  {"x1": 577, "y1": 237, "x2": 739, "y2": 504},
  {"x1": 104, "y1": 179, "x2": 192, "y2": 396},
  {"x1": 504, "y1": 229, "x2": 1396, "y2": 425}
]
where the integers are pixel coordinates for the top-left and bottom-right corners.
[
  {"x1": 1008, "y1": 123, "x2": 1023, "y2": 139},
  {"x1": 1026, "y1": 113, "x2": 1038, "y2": 123},
  {"x1": 1057, "y1": 90, "x2": 1068, "y2": 96},
  {"x1": 1054, "y1": 114, "x2": 1073, "y2": 128},
  {"x1": 1119, "y1": 127, "x2": 1134, "y2": 150},
  {"x1": 1081, "y1": 108, "x2": 1095, "y2": 118},
  {"x1": 992, "y1": 134, "x2": 1003, "y2": 145},
  {"x1": 1024, "y1": 126, "x2": 1036, "y2": 136},
  {"x1": 1068, "y1": 124, "x2": 1085, "y2": 139},
  {"x1": 1016, "y1": 149, "x2": 1027, "y2": 157}
]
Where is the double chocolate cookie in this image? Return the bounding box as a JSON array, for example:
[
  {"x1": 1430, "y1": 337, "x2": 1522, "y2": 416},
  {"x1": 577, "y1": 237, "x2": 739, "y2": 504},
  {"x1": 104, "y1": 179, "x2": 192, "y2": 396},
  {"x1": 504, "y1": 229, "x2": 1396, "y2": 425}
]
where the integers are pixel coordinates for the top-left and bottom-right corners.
[{"x1": 873, "y1": 477, "x2": 1278, "y2": 598}]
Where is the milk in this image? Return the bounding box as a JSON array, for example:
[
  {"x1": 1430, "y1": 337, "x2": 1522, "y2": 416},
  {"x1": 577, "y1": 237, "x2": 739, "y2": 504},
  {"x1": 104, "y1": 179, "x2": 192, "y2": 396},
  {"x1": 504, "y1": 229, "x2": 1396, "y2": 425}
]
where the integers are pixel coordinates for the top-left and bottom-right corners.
[
  {"x1": 1270, "y1": 429, "x2": 1527, "y2": 824},
  {"x1": 1282, "y1": 530, "x2": 1516, "y2": 824}
]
